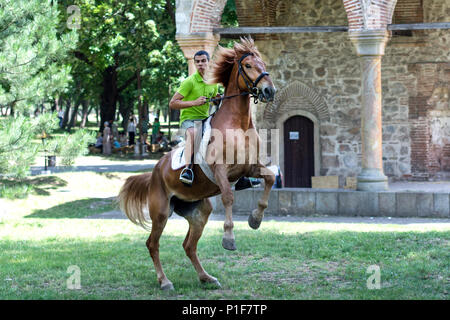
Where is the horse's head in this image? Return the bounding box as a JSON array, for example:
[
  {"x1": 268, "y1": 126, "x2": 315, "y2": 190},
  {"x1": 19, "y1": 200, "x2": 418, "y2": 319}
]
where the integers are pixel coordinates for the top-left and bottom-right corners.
[
  {"x1": 237, "y1": 51, "x2": 276, "y2": 103},
  {"x1": 208, "y1": 37, "x2": 276, "y2": 103}
]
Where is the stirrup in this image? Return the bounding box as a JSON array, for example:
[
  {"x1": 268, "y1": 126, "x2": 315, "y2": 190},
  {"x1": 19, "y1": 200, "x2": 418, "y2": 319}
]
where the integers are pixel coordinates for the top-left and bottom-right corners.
[
  {"x1": 249, "y1": 177, "x2": 261, "y2": 188},
  {"x1": 179, "y1": 167, "x2": 194, "y2": 185}
]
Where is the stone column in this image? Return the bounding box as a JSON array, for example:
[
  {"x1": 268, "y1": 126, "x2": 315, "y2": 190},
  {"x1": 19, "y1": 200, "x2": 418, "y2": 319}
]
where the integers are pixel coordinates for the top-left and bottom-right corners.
[
  {"x1": 349, "y1": 30, "x2": 390, "y2": 191},
  {"x1": 175, "y1": 33, "x2": 220, "y2": 75}
]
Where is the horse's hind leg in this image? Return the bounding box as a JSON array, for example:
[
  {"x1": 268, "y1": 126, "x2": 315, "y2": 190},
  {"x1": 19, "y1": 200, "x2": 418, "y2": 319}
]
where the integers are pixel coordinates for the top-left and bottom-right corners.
[
  {"x1": 247, "y1": 164, "x2": 275, "y2": 229},
  {"x1": 145, "y1": 191, "x2": 173, "y2": 290},
  {"x1": 183, "y1": 198, "x2": 221, "y2": 288}
]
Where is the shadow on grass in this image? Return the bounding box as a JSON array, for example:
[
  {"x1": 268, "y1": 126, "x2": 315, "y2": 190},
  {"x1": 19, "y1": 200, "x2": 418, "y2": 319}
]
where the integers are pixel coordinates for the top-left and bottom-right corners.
[
  {"x1": 0, "y1": 176, "x2": 68, "y2": 199},
  {"x1": 94, "y1": 172, "x2": 122, "y2": 180},
  {"x1": 25, "y1": 197, "x2": 117, "y2": 219},
  {"x1": 0, "y1": 228, "x2": 448, "y2": 299}
]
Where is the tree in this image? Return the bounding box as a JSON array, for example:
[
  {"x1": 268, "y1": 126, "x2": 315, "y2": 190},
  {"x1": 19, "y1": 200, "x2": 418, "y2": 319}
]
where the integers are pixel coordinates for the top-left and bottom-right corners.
[
  {"x1": 0, "y1": 0, "x2": 77, "y2": 115},
  {"x1": 57, "y1": 0, "x2": 187, "y2": 132}
]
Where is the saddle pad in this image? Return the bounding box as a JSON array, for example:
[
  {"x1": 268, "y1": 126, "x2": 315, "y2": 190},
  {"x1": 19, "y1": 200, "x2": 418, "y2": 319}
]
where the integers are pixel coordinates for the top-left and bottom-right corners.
[
  {"x1": 171, "y1": 146, "x2": 186, "y2": 170},
  {"x1": 170, "y1": 116, "x2": 237, "y2": 187},
  {"x1": 170, "y1": 116, "x2": 212, "y2": 174}
]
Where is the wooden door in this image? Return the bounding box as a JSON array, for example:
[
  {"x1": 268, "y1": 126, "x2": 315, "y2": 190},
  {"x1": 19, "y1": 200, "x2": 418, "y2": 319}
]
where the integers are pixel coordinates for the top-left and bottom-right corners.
[{"x1": 284, "y1": 116, "x2": 315, "y2": 187}]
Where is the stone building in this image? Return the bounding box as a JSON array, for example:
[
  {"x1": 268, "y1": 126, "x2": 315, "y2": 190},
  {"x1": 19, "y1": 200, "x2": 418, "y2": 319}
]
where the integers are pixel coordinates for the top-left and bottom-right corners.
[{"x1": 175, "y1": 0, "x2": 450, "y2": 190}]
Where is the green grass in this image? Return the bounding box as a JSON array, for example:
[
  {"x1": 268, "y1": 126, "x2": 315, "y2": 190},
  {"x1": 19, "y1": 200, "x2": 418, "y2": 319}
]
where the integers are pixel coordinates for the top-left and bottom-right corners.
[
  {"x1": 0, "y1": 217, "x2": 449, "y2": 299},
  {"x1": 0, "y1": 170, "x2": 449, "y2": 299}
]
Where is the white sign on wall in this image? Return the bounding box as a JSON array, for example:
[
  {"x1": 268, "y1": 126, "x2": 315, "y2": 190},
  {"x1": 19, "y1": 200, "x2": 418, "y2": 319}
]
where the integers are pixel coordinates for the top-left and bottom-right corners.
[{"x1": 289, "y1": 131, "x2": 299, "y2": 140}]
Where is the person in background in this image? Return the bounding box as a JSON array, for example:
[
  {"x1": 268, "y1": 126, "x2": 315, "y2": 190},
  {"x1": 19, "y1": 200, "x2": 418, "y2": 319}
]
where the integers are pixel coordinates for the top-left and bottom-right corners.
[
  {"x1": 110, "y1": 120, "x2": 119, "y2": 141},
  {"x1": 151, "y1": 117, "x2": 160, "y2": 145},
  {"x1": 102, "y1": 121, "x2": 112, "y2": 155},
  {"x1": 118, "y1": 131, "x2": 128, "y2": 147},
  {"x1": 127, "y1": 116, "x2": 136, "y2": 146},
  {"x1": 88, "y1": 131, "x2": 103, "y2": 153},
  {"x1": 57, "y1": 109, "x2": 64, "y2": 128},
  {"x1": 141, "y1": 115, "x2": 149, "y2": 145},
  {"x1": 95, "y1": 131, "x2": 103, "y2": 151}
]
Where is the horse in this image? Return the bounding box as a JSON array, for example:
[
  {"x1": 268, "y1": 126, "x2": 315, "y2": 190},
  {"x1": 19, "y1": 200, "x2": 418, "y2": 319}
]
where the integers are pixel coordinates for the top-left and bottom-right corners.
[{"x1": 118, "y1": 37, "x2": 277, "y2": 290}]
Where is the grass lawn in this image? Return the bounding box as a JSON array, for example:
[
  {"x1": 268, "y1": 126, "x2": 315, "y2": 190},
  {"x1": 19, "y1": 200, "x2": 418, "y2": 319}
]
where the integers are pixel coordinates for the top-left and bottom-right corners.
[{"x1": 0, "y1": 171, "x2": 449, "y2": 300}]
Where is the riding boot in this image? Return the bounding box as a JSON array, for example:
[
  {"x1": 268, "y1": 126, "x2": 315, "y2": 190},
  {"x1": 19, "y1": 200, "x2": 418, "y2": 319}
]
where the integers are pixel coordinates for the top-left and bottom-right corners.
[
  {"x1": 235, "y1": 177, "x2": 261, "y2": 191},
  {"x1": 180, "y1": 152, "x2": 195, "y2": 186}
]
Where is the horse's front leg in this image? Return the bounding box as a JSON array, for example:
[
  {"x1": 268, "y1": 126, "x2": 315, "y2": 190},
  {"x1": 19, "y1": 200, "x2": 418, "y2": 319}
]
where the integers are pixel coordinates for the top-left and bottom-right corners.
[
  {"x1": 212, "y1": 164, "x2": 236, "y2": 251},
  {"x1": 247, "y1": 164, "x2": 276, "y2": 229}
]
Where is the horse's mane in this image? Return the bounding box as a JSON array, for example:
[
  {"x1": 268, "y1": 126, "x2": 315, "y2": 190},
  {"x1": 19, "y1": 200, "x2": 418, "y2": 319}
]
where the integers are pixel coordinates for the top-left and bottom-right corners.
[{"x1": 207, "y1": 37, "x2": 262, "y2": 87}]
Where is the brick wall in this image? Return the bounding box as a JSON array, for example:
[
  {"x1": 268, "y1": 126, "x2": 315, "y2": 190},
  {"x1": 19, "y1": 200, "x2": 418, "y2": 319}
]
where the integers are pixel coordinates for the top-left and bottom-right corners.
[
  {"x1": 342, "y1": 0, "x2": 397, "y2": 31},
  {"x1": 189, "y1": 0, "x2": 227, "y2": 33}
]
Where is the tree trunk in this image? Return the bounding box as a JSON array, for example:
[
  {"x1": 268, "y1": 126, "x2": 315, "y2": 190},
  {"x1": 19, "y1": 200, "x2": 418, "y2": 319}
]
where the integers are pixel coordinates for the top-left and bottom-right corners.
[
  {"x1": 62, "y1": 100, "x2": 71, "y2": 129},
  {"x1": 52, "y1": 96, "x2": 59, "y2": 112},
  {"x1": 67, "y1": 101, "x2": 80, "y2": 132},
  {"x1": 118, "y1": 94, "x2": 132, "y2": 132},
  {"x1": 100, "y1": 66, "x2": 118, "y2": 132},
  {"x1": 137, "y1": 68, "x2": 143, "y2": 155},
  {"x1": 9, "y1": 103, "x2": 15, "y2": 117},
  {"x1": 80, "y1": 100, "x2": 90, "y2": 128}
]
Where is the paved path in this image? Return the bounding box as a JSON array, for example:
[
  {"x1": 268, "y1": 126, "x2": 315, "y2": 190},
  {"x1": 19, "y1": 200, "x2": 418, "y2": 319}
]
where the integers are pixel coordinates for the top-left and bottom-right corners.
[
  {"x1": 30, "y1": 155, "x2": 157, "y2": 175},
  {"x1": 88, "y1": 209, "x2": 450, "y2": 225},
  {"x1": 29, "y1": 155, "x2": 450, "y2": 224},
  {"x1": 30, "y1": 155, "x2": 450, "y2": 192}
]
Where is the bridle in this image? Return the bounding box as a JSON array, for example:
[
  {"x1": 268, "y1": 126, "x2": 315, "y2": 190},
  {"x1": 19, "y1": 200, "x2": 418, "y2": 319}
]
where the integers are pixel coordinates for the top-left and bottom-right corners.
[
  {"x1": 207, "y1": 52, "x2": 270, "y2": 105},
  {"x1": 237, "y1": 52, "x2": 269, "y2": 103}
]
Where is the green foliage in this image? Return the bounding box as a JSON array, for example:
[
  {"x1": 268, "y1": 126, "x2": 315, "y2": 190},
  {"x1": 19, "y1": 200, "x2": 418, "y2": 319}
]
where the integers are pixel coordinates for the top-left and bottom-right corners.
[
  {"x1": 56, "y1": 0, "x2": 186, "y2": 121},
  {"x1": 219, "y1": 0, "x2": 239, "y2": 48},
  {"x1": 33, "y1": 112, "x2": 59, "y2": 138},
  {"x1": 221, "y1": 0, "x2": 238, "y2": 27},
  {"x1": 0, "y1": 0, "x2": 78, "y2": 113},
  {"x1": 0, "y1": 183, "x2": 33, "y2": 199},
  {"x1": 0, "y1": 113, "x2": 95, "y2": 179},
  {"x1": 0, "y1": 116, "x2": 40, "y2": 178},
  {"x1": 52, "y1": 129, "x2": 95, "y2": 166}
]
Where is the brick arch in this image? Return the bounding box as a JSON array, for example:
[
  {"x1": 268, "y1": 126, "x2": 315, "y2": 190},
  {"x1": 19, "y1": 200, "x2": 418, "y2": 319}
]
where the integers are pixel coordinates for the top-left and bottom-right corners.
[
  {"x1": 343, "y1": 0, "x2": 398, "y2": 31},
  {"x1": 263, "y1": 81, "x2": 330, "y2": 125},
  {"x1": 190, "y1": 0, "x2": 228, "y2": 33}
]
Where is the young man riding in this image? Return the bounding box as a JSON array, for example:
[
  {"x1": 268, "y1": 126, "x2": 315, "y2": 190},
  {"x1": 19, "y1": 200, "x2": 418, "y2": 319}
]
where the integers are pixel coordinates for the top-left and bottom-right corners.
[{"x1": 169, "y1": 50, "x2": 259, "y2": 189}]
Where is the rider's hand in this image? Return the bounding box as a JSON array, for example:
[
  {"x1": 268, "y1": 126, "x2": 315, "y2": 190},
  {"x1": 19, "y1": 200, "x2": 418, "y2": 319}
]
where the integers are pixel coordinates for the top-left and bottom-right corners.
[
  {"x1": 194, "y1": 96, "x2": 207, "y2": 106},
  {"x1": 213, "y1": 93, "x2": 222, "y2": 106}
]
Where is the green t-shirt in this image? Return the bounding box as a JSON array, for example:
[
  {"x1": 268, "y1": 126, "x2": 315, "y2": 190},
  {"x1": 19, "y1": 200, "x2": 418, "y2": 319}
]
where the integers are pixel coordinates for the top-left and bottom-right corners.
[
  {"x1": 152, "y1": 121, "x2": 160, "y2": 135},
  {"x1": 177, "y1": 71, "x2": 218, "y2": 125}
]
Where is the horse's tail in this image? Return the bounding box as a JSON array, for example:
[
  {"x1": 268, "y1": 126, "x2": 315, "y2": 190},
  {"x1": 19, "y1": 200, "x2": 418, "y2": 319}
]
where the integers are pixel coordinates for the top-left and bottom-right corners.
[{"x1": 118, "y1": 172, "x2": 153, "y2": 231}]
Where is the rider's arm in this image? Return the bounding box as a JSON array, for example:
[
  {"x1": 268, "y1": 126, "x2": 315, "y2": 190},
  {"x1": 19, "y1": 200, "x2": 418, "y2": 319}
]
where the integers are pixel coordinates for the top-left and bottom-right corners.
[{"x1": 169, "y1": 92, "x2": 207, "y2": 110}]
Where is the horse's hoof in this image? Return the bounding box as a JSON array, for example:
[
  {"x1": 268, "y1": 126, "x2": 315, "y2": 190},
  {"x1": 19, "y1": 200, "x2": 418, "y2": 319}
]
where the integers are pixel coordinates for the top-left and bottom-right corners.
[
  {"x1": 201, "y1": 278, "x2": 222, "y2": 289},
  {"x1": 222, "y1": 237, "x2": 237, "y2": 251},
  {"x1": 210, "y1": 279, "x2": 222, "y2": 288},
  {"x1": 161, "y1": 281, "x2": 175, "y2": 291},
  {"x1": 248, "y1": 214, "x2": 262, "y2": 230}
]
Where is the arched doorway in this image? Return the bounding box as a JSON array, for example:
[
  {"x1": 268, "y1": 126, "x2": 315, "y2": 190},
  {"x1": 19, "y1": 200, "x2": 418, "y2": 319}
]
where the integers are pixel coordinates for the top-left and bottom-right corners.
[{"x1": 283, "y1": 116, "x2": 315, "y2": 187}]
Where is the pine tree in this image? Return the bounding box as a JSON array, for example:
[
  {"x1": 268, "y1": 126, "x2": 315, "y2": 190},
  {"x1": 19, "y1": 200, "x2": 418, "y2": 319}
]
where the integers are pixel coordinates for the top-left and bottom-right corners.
[
  {"x1": 0, "y1": 0, "x2": 77, "y2": 114},
  {"x1": 0, "y1": 0, "x2": 84, "y2": 180}
]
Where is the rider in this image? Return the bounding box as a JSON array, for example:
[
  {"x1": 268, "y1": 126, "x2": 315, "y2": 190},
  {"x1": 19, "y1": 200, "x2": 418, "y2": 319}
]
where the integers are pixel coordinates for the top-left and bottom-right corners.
[{"x1": 169, "y1": 50, "x2": 259, "y2": 189}]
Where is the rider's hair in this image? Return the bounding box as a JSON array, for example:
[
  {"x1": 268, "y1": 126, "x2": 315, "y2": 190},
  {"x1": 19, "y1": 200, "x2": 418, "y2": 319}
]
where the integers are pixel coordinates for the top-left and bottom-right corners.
[{"x1": 194, "y1": 50, "x2": 210, "y2": 61}]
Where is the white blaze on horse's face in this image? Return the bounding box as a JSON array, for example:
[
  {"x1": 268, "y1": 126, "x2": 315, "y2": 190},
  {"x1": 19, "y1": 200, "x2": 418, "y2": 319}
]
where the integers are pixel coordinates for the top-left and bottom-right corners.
[{"x1": 239, "y1": 54, "x2": 276, "y2": 102}]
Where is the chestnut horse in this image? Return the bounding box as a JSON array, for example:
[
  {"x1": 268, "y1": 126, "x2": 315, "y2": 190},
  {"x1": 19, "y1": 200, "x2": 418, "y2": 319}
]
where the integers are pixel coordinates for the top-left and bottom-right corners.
[{"x1": 118, "y1": 38, "x2": 276, "y2": 290}]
